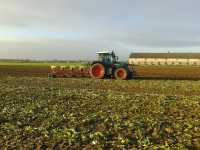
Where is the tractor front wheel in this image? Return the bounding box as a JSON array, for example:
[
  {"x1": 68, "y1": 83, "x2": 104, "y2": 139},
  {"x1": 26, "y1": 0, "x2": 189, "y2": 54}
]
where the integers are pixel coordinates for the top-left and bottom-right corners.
[
  {"x1": 114, "y1": 68, "x2": 128, "y2": 80},
  {"x1": 89, "y1": 63, "x2": 105, "y2": 79}
]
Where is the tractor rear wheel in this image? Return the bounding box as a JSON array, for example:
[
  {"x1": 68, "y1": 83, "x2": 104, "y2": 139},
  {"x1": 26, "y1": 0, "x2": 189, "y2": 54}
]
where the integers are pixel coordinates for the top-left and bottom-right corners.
[
  {"x1": 89, "y1": 63, "x2": 105, "y2": 79},
  {"x1": 114, "y1": 68, "x2": 128, "y2": 80}
]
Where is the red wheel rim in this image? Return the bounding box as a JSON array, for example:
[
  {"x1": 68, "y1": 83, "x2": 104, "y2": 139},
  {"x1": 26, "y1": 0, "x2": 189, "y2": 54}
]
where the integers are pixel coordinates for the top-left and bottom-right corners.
[
  {"x1": 91, "y1": 65, "x2": 103, "y2": 77},
  {"x1": 117, "y1": 69, "x2": 125, "y2": 79}
]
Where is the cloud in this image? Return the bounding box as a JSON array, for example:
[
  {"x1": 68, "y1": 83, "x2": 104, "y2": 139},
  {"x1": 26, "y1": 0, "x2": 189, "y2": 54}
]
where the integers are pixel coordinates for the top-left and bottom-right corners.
[
  {"x1": 0, "y1": 0, "x2": 200, "y2": 60},
  {"x1": 0, "y1": 38, "x2": 115, "y2": 60}
]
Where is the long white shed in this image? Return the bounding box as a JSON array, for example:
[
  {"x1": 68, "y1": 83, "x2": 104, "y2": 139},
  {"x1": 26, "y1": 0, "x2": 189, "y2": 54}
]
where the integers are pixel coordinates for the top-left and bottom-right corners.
[{"x1": 129, "y1": 53, "x2": 200, "y2": 66}]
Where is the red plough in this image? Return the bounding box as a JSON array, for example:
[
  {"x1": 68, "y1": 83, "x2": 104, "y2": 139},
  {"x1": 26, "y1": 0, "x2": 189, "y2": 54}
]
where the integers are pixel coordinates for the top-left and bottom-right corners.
[{"x1": 48, "y1": 66, "x2": 90, "y2": 78}]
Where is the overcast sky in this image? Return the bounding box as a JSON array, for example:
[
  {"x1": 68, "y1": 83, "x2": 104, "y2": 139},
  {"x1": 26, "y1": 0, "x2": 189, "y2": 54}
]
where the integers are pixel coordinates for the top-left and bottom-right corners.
[{"x1": 0, "y1": 0, "x2": 200, "y2": 60}]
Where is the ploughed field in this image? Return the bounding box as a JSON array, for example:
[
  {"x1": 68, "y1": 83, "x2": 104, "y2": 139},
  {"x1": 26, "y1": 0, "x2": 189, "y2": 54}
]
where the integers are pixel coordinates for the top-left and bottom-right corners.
[
  {"x1": 0, "y1": 65, "x2": 50, "y2": 77},
  {"x1": 0, "y1": 77, "x2": 200, "y2": 149},
  {"x1": 1, "y1": 64, "x2": 200, "y2": 79},
  {"x1": 132, "y1": 66, "x2": 200, "y2": 79},
  {"x1": 0, "y1": 62, "x2": 85, "y2": 77}
]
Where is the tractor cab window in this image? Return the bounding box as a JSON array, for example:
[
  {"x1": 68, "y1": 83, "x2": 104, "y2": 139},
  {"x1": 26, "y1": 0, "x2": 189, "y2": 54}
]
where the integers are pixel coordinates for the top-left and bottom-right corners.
[{"x1": 97, "y1": 53, "x2": 114, "y2": 64}]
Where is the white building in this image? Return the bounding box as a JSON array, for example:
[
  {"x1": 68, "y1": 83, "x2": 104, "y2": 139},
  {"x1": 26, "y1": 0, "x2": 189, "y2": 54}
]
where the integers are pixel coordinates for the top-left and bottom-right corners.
[{"x1": 129, "y1": 53, "x2": 200, "y2": 66}]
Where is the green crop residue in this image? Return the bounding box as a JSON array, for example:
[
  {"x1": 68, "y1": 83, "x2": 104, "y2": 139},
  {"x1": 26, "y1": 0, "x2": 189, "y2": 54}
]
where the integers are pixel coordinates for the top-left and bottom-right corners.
[{"x1": 0, "y1": 77, "x2": 199, "y2": 149}]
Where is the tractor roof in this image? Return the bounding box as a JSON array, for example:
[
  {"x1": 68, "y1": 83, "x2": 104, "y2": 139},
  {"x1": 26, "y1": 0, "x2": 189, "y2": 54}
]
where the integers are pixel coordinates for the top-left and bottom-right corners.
[{"x1": 96, "y1": 51, "x2": 113, "y2": 54}]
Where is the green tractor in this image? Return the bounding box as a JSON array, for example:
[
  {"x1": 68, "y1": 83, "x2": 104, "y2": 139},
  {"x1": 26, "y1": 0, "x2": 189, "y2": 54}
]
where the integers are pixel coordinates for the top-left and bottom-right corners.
[{"x1": 89, "y1": 51, "x2": 130, "y2": 80}]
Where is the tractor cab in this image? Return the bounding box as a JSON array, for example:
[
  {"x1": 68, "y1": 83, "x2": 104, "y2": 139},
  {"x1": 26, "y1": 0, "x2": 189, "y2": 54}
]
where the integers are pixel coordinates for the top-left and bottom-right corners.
[
  {"x1": 89, "y1": 51, "x2": 129, "y2": 80},
  {"x1": 96, "y1": 51, "x2": 118, "y2": 65}
]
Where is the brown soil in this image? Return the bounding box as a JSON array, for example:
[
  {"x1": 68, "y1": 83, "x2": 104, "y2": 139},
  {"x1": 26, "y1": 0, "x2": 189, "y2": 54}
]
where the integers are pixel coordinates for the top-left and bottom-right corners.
[
  {"x1": 0, "y1": 65, "x2": 50, "y2": 77},
  {"x1": 130, "y1": 65, "x2": 200, "y2": 79},
  {"x1": 1, "y1": 65, "x2": 200, "y2": 79}
]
